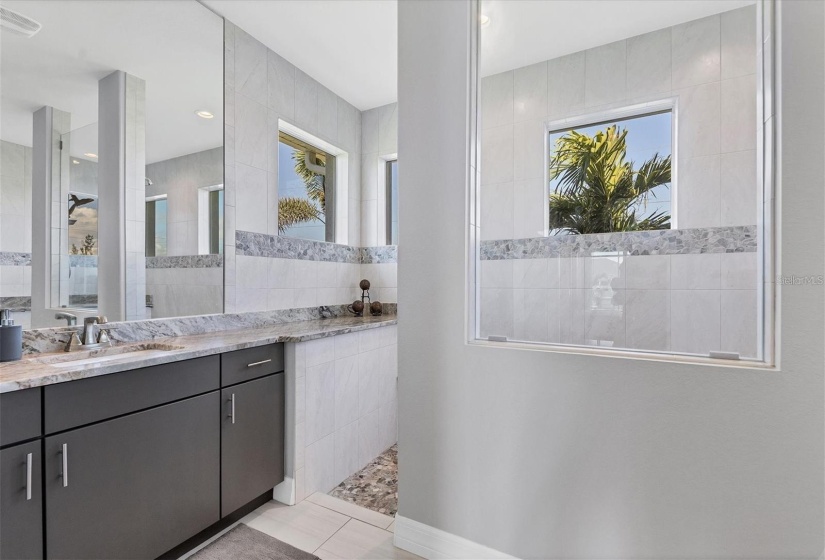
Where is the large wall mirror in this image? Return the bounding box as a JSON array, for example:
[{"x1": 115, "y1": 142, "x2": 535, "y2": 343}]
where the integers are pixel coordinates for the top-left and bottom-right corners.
[{"x1": 0, "y1": 0, "x2": 224, "y2": 328}]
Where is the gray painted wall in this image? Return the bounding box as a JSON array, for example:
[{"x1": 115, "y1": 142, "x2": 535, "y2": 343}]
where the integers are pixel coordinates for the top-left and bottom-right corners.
[{"x1": 397, "y1": 0, "x2": 824, "y2": 557}]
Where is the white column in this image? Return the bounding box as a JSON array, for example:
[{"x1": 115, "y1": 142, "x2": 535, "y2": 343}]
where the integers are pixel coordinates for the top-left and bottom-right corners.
[
  {"x1": 31, "y1": 106, "x2": 71, "y2": 327},
  {"x1": 98, "y1": 71, "x2": 147, "y2": 321}
]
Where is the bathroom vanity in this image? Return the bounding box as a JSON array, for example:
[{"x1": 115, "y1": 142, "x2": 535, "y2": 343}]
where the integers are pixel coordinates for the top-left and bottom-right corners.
[
  {"x1": 0, "y1": 314, "x2": 396, "y2": 559},
  {"x1": 0, "y1": 346, "x2": 284, "y2": 560}
]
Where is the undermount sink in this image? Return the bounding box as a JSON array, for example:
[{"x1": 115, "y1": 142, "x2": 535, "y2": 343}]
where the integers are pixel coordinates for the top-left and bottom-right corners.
[{"x1": 29, "y1": 343, "x2": 185, "y2": 367}]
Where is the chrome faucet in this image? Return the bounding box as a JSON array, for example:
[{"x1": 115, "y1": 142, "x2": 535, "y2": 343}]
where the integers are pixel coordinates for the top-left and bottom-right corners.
[
  {"x1": 82, "y1": 316, "x2": 108, "y2": 345},
  {"x1": 65, "y1": 316, "x2": 112, "y2": 352},
  {"x1": 55, "y1": 311, "x2": 77, "y2": 326}
]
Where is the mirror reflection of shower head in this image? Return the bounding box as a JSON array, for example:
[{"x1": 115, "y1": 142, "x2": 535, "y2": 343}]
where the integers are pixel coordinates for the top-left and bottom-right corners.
[{"x1": 145, "y1": 177, "x2": 153, "y2": 186}]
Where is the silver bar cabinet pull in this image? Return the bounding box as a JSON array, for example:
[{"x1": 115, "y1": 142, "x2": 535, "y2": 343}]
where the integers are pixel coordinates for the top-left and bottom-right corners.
[
  {"x1": 26, "y1": 453, "x2": 32, "y2": 500},
  {"x1": 229, "y1": 394, "x2": 235, "y2": 424},
  {"x1": 60, "y1": 444, "x2": 68, "y2": 487},
  {"x1": 246, "y1": 359, "x2": 272, "y2": 368}
]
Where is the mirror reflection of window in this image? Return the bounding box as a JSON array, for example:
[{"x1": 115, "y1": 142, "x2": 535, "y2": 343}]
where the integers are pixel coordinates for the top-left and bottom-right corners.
[
  {"x1": 387, "y1": 160, "x2": 398, "y2": 245},
  {"x1": 277, "y1": 131, "x2": 335, "y2": 242},
  {"x1": 145, "y1": 197, "x2": 168, "y2": 257},
  {"x1": 67, "y1": 192, "x2": 98, "y2": 255},
  {"x1": 198, "y1": 186, "x2": 224, "y2": 255}
]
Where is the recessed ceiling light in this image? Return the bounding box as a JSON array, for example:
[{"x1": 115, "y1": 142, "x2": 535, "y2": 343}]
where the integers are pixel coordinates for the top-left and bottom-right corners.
[
  {"x1": 72, "y1": 159, "x2": 80, "y2": 165},
  {"x1": 84, "y1": 153, "x2": 97, "y2": 159},
  {"x1": 480, "y1": 14, "x2": 490, "y2": 27},
  {"x1": 195, "y1": 110, "x2": 214, "y2": 119}
]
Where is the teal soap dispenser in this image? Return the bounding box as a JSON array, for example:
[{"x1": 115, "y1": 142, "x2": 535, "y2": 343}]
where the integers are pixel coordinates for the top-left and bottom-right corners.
[{"x1": 0, "y1": 309, "x2": 23, "y2": 362}]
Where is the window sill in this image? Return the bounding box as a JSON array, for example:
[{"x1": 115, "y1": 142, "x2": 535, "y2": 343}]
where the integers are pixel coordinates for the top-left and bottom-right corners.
[{"x1": 467, "y1": 338, "x2": 777, "y2": 371}]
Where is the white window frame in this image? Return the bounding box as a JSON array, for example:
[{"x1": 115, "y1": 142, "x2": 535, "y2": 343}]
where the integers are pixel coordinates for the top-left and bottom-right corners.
[
  {"x1": 278, "y1": 120, "x2": 349, "y2": 244},
  {"x1": 544, "y1": 98, "x2": 679, "y2": 234},
  {"x1": 468, "y1": 1, "x2": 776, "y2": 368},
  {"x1": 382, "y1": 154, "x2": 398, "y2": 245}
]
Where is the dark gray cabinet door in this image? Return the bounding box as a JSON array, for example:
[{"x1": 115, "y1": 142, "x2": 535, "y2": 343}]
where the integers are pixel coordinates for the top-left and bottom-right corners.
[
  {"x1": 0, "y1": 441, "x2": 42, "y2": 560},
  {"x1": 221, "y1": 374, "x2": 284, "y2": 517},
  {"x1": 45, "y1": 392, "x2": 220, "y2": 560}
]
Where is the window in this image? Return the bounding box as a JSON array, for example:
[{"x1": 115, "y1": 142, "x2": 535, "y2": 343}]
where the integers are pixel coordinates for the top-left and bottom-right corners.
[
  {"x1": 145, "y1": 196, "x2": 167, "y2": 257},
  {"x1": 476, "y1": 2, "x2": 770, "y2": 363},
  {"x1": 278, "y1": 131, "x2": 335, "y2": 242},
  {"x1": 209, "y1": 189, "x2": 224, "y2": 254},
  {"x1": 68, "y1": 192, "x2": 98, "y2": 255},
  {"x1": 198, "y1": 186, "x2": 224, "y2": 255},
  {"x1": 386, "y1": 160, "x2": 398, "y2": 245},
  {"x1": 547, "y1": 109, "x2": 673, "y2": 235}
]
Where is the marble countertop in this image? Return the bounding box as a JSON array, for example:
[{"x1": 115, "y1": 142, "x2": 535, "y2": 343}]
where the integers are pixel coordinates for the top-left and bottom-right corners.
[{"x1": 0, "y1": 315, "x2": 396, "y2": 393}]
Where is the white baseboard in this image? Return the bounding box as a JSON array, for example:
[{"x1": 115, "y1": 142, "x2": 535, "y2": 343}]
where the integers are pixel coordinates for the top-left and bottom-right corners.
[
  {"x1": 393, "y1": 515, "x2": 518, "y2": 560},
  {"x1": 272, "y1": 476, "x2": 295, "y2": 505}
]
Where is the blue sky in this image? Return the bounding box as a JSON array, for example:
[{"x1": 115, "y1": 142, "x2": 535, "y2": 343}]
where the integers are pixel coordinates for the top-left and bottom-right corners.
[{"x1": 278, "y1": 141, "x2": 326, "y2": 242}]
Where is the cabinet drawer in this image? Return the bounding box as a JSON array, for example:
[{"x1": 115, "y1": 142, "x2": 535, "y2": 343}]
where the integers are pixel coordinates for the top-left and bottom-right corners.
[
  {"x1": 221, "y1": 344, "x2": 284, "y2": 387},
  {"x1": 0, "y1": 388, "x2": 41, "y2": 446},
  {"x1": 45, "y1": 355, "x2": 219, "y2": 434}
]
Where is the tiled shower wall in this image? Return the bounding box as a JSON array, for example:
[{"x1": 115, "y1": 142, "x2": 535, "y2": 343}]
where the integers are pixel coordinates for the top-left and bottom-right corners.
[
  {"x1": 290, "y1": 325, "x2": 398, "y2": 501},
  {"x1": 481, "y1": 246, "x2": 758, "y2": 358},
  {"x1": 479, "y1": 6, "x2": 761, "y2": 358},
  {"x1": 480, "y1": 5, "x2": 758, "y2": 239}
]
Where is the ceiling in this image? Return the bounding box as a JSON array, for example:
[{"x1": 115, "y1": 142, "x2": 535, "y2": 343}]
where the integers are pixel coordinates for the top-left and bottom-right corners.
[
  {"x1": 202, "y1": 0, "x2": 398, "y2": 112},
  {"x1": 1, "y1": 0, "x2": 754, "y2": 161},
  {"x1": 480, "y1": 0, "x2": 756, "y2": 77},
  {"x1": 204, "y1": 0, "x2": 753, "y2": 112},
  {"x1": 0, "y1": 0, "x2": 223, "y2": 163}
]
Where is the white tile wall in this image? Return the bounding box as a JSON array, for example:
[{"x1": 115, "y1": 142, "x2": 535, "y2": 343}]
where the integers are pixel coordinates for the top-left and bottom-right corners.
[
  {"x1": 1, "y1": 141, "x2": 33, "y2": 306},
  {"x1": 289, "y1": 325, "x2": 397, "y2": 501},
  {"x1": 225, "y1": 20, "x2": 368, "y2": 312},
  {"x1": 478, "y1": 7, "x2": 761, "y2": 359},
  {"x1": 360, "y1": 103, "x2": 398, "y2": 247},
  {"x1": 145, "y1": 267, "x2": 223, "y2": 317},
  {"x1": 480, "y1": 5, "x2": 758, "y2": 237},
  {"x1": 480, "y1": 252, "x2": 759, "y2": 358}
]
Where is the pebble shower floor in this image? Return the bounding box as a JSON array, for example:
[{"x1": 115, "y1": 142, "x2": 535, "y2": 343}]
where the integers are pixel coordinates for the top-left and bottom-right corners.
[{"x1": 329, "y1": 445, "x2": 398, "y2": 516}]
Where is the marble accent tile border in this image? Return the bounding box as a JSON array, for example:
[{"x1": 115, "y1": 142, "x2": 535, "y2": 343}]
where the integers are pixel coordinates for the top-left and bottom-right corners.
[
  {"x1": 146, "y1": 255, "x2": 224, "y2": 269},
  {"x1": 69, "y1": 255, "x2": 98, "y2": 268},
  {"x1": 361, "y1": 245, "x2": 398, "y2": 264},
  {"x1": 0, "y1": 296, "x2": 31, "y2": 311},
  {"x1": 481, "y1": 226, "x2": 758, "y2": 260},
  {"x1": 21, "y1": 303, "x2": 398, "y2": 355},
  {"x1": 0, "y1": 252, "x2": 32, "y2": 266},
  {"x1": 236, "y1": 230, "x2": 399, "y2": 264},
  {"x1": 237, "y1": 230, "x2": 361, "y2": 263},
  {"x1": 69, "y1": 295, "x2": 97, "y2": 306}
]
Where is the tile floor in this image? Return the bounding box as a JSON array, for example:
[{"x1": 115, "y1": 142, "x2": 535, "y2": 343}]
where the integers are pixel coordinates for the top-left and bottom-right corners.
[
  {"x1": 179, "y1": 493, "x2": 420, "y2": 560},
  {"x1": 329, "y1": 445, "x2": 398, "y2": 516}
]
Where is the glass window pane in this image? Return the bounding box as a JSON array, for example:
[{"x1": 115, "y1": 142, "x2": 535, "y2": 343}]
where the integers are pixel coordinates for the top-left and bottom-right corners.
[
  {"x1": 277, "y1": 132, "x2": 333, "y2": 242},
  {"x1": 548, "y1": 112, "x2": 672, "y2": 235},
  {"x1": 476, "y1": 1, "x2": 765, "y2": 361},
  {"x1": 388, "y1": 160, "x2": 398, "y2": 245}
]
